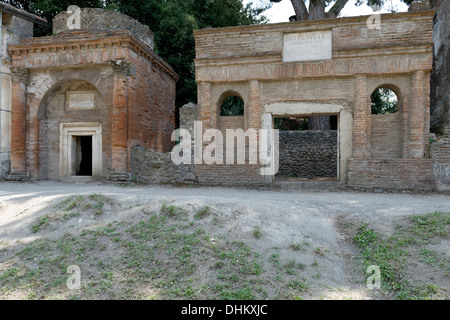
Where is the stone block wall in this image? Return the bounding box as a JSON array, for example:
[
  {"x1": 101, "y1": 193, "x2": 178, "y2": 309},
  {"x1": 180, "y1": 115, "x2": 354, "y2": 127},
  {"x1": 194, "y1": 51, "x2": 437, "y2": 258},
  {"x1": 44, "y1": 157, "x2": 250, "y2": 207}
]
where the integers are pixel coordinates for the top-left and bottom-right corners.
[
  {"x1": 277, "y1": 130, "x2": 337, "y2": 178},
  {"x1": 431, "y1": 142, "x2": 450, "y2": 190},
  {"x1": 131, "y1": 146, "x2": 197, "y2": 184},
  {"x1": 53, "y1": 8, "x2": 154, "y2": 49}
]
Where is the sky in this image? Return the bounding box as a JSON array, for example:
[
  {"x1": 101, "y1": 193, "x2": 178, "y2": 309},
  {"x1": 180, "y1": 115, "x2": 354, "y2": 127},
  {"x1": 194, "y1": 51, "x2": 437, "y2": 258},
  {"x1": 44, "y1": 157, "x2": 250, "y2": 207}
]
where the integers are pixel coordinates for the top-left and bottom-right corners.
[{"x1": 244, "y1": 0, "x2": 409, "y2": 23}]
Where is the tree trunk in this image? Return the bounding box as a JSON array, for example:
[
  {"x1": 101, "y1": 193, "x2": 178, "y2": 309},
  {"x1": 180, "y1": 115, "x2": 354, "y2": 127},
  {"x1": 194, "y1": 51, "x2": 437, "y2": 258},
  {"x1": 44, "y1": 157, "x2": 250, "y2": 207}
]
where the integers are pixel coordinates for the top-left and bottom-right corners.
[
  {"x1": 308, "y1": 115, "x2": 331, "y2": 131},
  {"x1": 308, "y1": 0, "x2": 326, "y2": 19},
  {"x1": 306, "y1": 0, "x2": 329, "y2": 129}
]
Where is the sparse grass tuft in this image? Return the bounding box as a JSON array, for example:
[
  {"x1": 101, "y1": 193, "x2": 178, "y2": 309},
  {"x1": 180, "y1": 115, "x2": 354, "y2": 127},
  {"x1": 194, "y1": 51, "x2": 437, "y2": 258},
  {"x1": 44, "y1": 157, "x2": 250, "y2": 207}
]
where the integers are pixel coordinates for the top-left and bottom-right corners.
[
  {"x1": 194, "y1": 206, "x2": 211, "y2": 220},
  {"x1": 30, "y1": 195, "x2": 111, "y2": 234},
  {"x1": 31, "y1": 216, "x2": 50, "y2": 233},
  {"x1": 352, "y1": 212, "x2": 449, "y2": 300},
  {"x1": 288, "y1": 279, "x2": 309, "y2": 292},
  {"x1": 253, "y1": 227, "x2": 262, "y2": 239},
  {"x1": 161, "y1": 203, "x2": 187, "y2": 217}
]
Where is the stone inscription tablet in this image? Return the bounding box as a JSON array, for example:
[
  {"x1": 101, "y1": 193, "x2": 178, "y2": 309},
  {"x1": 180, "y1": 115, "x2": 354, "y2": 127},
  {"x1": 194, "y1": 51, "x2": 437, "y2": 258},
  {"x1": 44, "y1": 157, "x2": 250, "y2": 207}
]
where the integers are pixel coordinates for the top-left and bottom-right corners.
[
  {"x1": 283, "y1": 30, "x2": 332, "y2": 62},
  {"x1": 68, "y1": 92, "x2": 95, "y2": 109}
]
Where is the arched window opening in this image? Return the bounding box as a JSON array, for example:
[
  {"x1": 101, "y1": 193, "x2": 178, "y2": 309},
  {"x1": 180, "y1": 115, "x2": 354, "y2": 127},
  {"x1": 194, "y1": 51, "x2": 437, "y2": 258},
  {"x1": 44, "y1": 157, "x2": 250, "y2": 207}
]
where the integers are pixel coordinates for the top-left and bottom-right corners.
[
  {"x1": 371, "y1": 88, "x2": 398, "y2": 115},
  {"x1": 220, "y1": 96, "x2": 244, "y2": 116}
]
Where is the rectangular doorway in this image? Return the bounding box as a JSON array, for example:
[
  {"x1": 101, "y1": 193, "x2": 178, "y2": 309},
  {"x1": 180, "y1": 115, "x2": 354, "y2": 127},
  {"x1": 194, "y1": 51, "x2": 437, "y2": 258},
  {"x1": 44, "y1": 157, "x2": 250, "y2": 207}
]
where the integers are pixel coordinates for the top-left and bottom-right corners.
[
  {"x1": 74, "y1": 136, "x2": 93, "y2": 176},
  {"x1": 60, "y1": 122, "x2": 102, "y2": 179},
  {"x1": 274, "y1": 115, "x2": 338, "y2": 181}
]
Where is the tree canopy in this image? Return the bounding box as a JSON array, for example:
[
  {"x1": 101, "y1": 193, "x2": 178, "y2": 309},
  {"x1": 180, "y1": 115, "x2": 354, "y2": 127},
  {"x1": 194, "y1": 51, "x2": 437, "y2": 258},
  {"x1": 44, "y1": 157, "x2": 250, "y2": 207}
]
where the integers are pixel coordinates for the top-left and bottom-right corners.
[
  {"x1": 371, "y1": 88, "x2": 398, "y2": 115},
  {"x1": 269, "y1": 0, "x2": 415, "y2": 21}
]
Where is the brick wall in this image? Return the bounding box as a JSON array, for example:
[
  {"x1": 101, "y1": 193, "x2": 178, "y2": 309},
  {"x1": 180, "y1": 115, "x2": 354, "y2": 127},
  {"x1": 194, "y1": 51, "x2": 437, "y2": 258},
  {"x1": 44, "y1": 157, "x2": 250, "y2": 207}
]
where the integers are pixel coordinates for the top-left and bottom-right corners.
[
  {"x1": 371, "y1": 113, "x2": 402, "y2": 158},
  {"x1": 195, "y1": 164, "x2": 264, "y2": 185},
  {"x1": 218, "y1": 116, "x2": 244, "y2": 131},
  {"x1": 194, "y1": 12, "x2": 433, "y2": 61},
  {"x1": 194, "y1": 11, "x2": 434, "y2": 188},
  {"x1": 128, "y1": 52, "x2": 176, "y2": 154},
  {"x1": 348, "y1": 158, "x2": 435, "y2": 190},
  {"x1": 8, "y1": 24, "x2": 177, "y2": 180}
]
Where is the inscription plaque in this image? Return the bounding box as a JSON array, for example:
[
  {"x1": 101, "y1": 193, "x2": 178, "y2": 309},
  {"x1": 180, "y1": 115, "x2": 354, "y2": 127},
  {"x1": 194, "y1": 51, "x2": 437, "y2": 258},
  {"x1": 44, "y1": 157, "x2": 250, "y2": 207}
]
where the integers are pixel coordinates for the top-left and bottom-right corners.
[
  {"x1": 283, "y1": 30, "x2": 332, "y2": 62},
  {"x1": 68, "y1": 92, "x2": 95, "y2": 109}
]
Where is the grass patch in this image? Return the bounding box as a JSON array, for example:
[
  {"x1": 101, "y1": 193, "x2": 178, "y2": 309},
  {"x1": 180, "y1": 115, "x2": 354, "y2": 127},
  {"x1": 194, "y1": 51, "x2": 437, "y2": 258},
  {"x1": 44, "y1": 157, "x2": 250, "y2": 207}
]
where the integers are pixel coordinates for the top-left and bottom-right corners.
[
  {"x1": 3, "y1": 203, "x2": 306, "y2": 300},
  {"x1": 30, "y1": 195, "x2": 111, "y2": 234},
  {"x1": 352, "y1": 212, "x2": 449, "y2": 300}
]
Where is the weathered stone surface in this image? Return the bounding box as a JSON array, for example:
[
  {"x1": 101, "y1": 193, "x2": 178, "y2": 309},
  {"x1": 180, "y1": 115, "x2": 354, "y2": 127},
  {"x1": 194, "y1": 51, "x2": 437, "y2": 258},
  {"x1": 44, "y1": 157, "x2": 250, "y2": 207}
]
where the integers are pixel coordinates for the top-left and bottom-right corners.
[
  {"x1": 430, "y1": 0, "x2": 449, "y2": 134},
  {"x1": 431, "y1": 142, "x2": 450, "y2": 191},
  {"x1": 277, "y1": 131, "x2": 337, "y2": 178},
  {"x1": 53, "y1": 7, "x2": 154, "y2": 50},
  {"x1": 131, "y1": 146, "x2": 198, "y2": 184}
]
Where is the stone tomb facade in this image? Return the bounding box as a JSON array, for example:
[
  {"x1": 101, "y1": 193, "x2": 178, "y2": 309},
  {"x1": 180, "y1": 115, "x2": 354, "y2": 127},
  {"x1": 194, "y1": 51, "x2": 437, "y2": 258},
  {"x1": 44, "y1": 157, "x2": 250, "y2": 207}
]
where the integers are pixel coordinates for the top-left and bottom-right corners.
[
  {"x1": 7, "y1": 8, "x2": 178, "y2": 181},
  {"x1": 193, "y1": 10, "x2": 436, "y2": 189}
]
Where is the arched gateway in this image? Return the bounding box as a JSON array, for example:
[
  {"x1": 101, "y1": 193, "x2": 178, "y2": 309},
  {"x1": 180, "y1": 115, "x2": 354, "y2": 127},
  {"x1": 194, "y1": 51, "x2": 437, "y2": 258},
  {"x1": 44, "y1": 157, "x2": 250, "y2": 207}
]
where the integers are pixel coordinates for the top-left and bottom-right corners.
[{"x1": 193, "y1": 10, "x2": 436, "y2": 190}]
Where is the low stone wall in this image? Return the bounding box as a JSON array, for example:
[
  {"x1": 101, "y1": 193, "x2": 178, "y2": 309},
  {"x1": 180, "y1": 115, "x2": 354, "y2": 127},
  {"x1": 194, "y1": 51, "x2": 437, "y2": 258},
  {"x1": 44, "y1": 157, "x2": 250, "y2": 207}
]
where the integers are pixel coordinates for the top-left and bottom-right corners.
[
  {"x1": 431, "y1": 142, "x2": 450, "y2": 191},
  {"x1": 276, "y1": 130, "x2": 338, "y2": 178},
  {"x1": 131, "y1": 146, "x2": 197, "y2": 184}
]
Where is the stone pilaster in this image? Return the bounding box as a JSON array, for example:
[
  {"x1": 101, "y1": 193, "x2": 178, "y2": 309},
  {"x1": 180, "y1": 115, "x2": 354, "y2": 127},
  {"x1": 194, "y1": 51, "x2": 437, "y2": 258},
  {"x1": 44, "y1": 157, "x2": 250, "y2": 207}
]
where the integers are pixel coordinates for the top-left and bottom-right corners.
[
  {"x1": 198, "y1": 82, "x2": 212, "y2": 129},
  {"x1": 352, "y1": 75, "x2": 371, "y2": 159},
  {"x1": 10, "y1": 68, "x2": 30, "y2": 173},
  {"x1": 409, "y1": 71, "x2": 425, "y2": 159},
  {"x1": 248, "y1": 80, "x2": 261, "y2": 130},
  {"x1": 109, "y1": 60, "x2": 132, "y2": 178}
]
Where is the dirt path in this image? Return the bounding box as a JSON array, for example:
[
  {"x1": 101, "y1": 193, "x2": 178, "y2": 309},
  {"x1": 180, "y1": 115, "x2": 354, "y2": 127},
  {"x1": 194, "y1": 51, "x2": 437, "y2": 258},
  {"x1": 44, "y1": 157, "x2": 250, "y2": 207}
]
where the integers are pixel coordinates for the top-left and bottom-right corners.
[{"x1": 0, "y1": 181, "x2": 449, "y2": 300}]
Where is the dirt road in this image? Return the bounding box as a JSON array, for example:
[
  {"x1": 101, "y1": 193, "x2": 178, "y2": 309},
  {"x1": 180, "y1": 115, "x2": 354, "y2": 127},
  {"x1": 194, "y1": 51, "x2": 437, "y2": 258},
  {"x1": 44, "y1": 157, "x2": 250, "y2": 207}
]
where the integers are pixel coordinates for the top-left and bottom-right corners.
[{"x1": 0, "y1": 181, "x2": 449, "y2": 299}]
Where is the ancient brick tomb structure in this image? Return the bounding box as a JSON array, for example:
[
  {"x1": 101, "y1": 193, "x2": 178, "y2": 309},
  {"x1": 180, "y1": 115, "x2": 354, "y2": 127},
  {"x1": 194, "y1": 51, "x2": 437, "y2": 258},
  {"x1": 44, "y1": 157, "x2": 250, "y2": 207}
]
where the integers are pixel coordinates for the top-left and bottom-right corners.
[
  {"x1": 7, "y1": 8, "x2": 178, "y2": 181},
  {"x1": 193, "y1": 10, "x2": 437, "y2": 190}
]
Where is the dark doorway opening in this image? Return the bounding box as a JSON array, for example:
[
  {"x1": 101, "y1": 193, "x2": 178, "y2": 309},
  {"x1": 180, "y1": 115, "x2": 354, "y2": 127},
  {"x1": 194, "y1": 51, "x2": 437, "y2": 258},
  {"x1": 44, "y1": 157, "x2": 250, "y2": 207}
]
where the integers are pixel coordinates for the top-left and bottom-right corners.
[{"x1": 76, "y1": 136, "x2": 92, "y2": 176}]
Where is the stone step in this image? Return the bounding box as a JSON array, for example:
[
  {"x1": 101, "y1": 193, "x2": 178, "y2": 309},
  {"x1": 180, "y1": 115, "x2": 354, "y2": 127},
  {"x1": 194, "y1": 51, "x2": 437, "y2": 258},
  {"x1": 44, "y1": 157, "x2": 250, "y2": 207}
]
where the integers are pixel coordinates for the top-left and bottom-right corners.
[
  {"x1": 274, "y1": 178, "x2": 344, "y2": 191},
  {"x1": 4, "y1": 172, "x2": 31, "y2": 182},
  {"x1": 109, "y1": 172, "x2": 131, "y2": 182}
]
